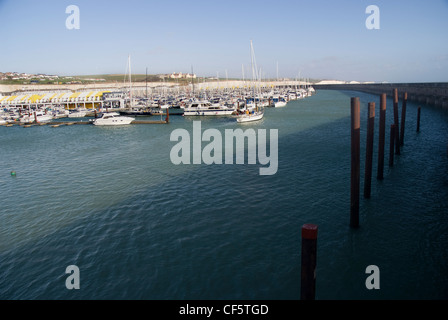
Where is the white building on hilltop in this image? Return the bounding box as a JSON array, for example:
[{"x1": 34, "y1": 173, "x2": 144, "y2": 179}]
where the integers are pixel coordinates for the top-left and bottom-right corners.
[{"x1": 169, "y1": 72, "x2": 196, "y2": 79}]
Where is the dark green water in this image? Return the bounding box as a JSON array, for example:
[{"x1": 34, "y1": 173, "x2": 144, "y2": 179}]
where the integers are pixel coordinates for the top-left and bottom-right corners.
[{"x1": 0, "y1": 90, "x2": 447, "y2": 299}]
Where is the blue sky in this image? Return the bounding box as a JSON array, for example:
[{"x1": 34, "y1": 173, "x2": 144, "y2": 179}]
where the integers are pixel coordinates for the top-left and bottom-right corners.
[{"x1": 0, "y1": 0, "x2": 447, "y2": 82}]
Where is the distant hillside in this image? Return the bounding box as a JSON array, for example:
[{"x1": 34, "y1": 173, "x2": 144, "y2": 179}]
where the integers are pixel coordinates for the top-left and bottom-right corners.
[{"x1": 76, "y1": 74, "x2": 161, "y2": 82}]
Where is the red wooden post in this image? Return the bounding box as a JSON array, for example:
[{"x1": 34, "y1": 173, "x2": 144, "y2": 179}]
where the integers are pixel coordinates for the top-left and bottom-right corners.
[
  {"x1": 400, "y1": 92, "x2": 407, "y2": 146},
  {"x1": 301, "y1": 224, "x2": 318, "y2": 300},
  {"x1": 417, "y1": 106, "x2": 421, "y2": 133},
  {"x1": 350, "y1": 97, "x2": 360, "y2": 228},
  {"x1": 393, "y1": 89, "x2": 400, "y2": 155},
  {"x1": 377, "y1": 94, "x2": 386, "y2": 180},
  {"x1": 364, "y1": 102, "x2": 375, "y2": 198},
  {"x1": 389, "y1": 124, "x2": 395, "y2": 167}
]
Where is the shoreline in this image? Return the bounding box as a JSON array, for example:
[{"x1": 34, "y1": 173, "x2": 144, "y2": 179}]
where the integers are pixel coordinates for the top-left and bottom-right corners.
[{"x1": 0, "y1": 80, "x2": 311, "y2": 95}]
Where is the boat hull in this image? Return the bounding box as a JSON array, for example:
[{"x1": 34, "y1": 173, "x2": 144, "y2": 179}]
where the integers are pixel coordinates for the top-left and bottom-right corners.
[
  {"x1": 92, "y1": 113, "x2": 134, "y2": 126},
  {"x1": 274, "y1": 101, "x2": 287, "y2": 107},
  {"x1": 184, "y1": 109, "x2": 235, "y2": 116},
  {"x1": 93, "y1": 118, "x2": 134, "y2": 125},
  {"x1": 68, "y1": 112, "x2": 87, "y2": 118},
  {"x1": 236, "y1": 112, "x2": 264, "y2": 123},
  {"x1": 119, "y1": 111, "x2": 152, "y2": 117},
  {"x1": 19, "y1": 115, "x2": 53, "y2": 123}
]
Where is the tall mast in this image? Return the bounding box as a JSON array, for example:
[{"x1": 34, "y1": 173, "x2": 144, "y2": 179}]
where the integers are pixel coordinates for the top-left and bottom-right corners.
[
  {"x1": 217, "y1": 71, "x2": 219, "y2": 92},
  {"x1": 128, "y1": 55, "x2": 132, "y2": 109},
  {"x1": 250, "y1": 40, "x2": 258, "y2": 112},
  {"x1": 191, "y1": 65, "x2": 195, "y2": 98},
  {"x1": 276, "y1": 61, "x2": 279, "y2": 82}
]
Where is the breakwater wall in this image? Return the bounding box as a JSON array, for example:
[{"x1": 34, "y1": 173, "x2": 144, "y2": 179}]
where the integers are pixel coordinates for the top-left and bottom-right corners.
[{"x1": 313, "y1": 83, "x2": 448, "y2": 109}]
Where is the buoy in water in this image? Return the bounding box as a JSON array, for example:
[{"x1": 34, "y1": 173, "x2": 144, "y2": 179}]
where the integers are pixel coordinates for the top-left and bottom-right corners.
[{"x1": 11, "y1": 171, "x2": 16, "y2": 176}]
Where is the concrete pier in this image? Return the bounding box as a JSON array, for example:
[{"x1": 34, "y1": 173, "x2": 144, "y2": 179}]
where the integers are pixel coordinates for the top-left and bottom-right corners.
[{"x1": 313, "y1": 83, "x2": 448, "y2": 109}]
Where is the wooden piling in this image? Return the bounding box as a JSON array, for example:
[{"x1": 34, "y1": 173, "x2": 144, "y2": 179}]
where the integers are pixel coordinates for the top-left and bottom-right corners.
[
  {"x1": 377, "y1": 94, "x2": 386, "y2": 180},
  {"x1": 364, "y1": 102, "x2": 375, "y2": 198},
  {"x1": 400, "y1": 92, "x2": 407, "y2": 146},
  {"x1": 165, "y1": 107, "x2": 170, "y2": 123},
  {"x1": 301, "y1": 223, "x2": 318, "y2": 300},
  {"x1": 389, "y1": 124, "x2": 395, "y2": 167},
  {"x1": 417, "y1": 106, "x2": 421, "y2": 132},
  {"x1": 350, "y1": 97, "x2": 360, "y2": 228},
  {"x1": 393, "y1": 89, "x2": 400, "y2": 155}
]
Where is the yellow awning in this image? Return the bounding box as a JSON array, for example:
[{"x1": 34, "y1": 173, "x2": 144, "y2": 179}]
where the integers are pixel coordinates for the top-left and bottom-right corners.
[
  {"x1": 29, "y1": 94, "x2": 44, "y2": 103},
  {"x1": 48, "y1": 93, "x2": 58, "y2": 101},
  {"x1": 94, "y1": 91, "x2": 106, "y2": 97},
  {"x1": 69, "y1": 92, "x2": 81, "y2": 99}
]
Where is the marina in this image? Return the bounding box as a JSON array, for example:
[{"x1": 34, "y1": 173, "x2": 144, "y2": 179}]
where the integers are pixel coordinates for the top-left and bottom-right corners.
[
  {"x1": 1, "y1": 88, "x2": 447, "y2": 300},
  {"x1": 1, "y1": 0, "x2": 447, "y2": 305},
  {"x1": 0, "y1": 81, "x2": 314, "y2": 126}
]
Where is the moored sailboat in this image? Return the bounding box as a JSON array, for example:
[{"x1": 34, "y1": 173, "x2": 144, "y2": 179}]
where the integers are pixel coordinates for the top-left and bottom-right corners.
[{"x1": 236, "y1": 40, "x2": 264, "y2": 123}]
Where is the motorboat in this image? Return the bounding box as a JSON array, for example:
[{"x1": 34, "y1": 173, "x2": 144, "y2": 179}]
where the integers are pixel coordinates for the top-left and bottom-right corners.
[
  {"x1": 91, "y1": 112, "x2": 134, "y2": 126},
  {"x1": 19, "y1": 111, "x2": 53, "y2": 123},
  {"x1": 119, "y1": 107, "x2": 152, "y2": 116},
  {"x1": 183, "y1": 100, "x2": 235, "y2": 116},
  {"x1": 68, "y1": 108, "x2": 88, "y2": 118}
]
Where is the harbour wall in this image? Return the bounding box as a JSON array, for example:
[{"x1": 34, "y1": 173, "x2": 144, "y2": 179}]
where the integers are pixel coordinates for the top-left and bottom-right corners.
[{"x1": 313, "y1": 82, "x2": 448, "y2": 109}]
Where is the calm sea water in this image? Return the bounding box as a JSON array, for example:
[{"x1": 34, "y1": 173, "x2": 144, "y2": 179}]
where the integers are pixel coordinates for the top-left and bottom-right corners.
[{"x1": 0, "y1": 90, "x2": 447, "y2": 300}]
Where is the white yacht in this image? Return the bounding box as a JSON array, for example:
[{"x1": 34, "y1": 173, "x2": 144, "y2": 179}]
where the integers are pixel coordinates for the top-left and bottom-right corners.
[
  {"x1": 52, "y1": 107, "x2": 70, "y2": 119},
  {"x1": 19, "y1": 111, "x2": 53, "y2": 123},
  {"x1": 68, "y1": 108, "x2": 88, "y2": 118},
  {"x1": 183, "y1": 101, "x2": 235, "y2": 116},
  {"x1": 273, "y1": 96, "x2": 287, "y2": 107},
  {"x1": 91, "y1": 112, "x2": 134, "y2": 126}
]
